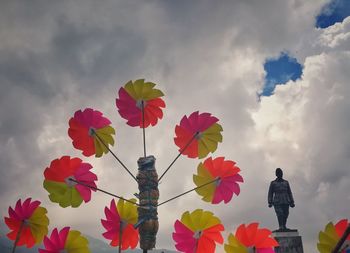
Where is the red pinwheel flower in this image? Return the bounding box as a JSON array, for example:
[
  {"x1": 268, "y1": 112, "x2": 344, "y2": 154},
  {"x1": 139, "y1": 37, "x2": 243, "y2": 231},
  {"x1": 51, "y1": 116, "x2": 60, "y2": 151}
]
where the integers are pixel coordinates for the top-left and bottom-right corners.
[
  {"x1": 173, "y1": 209, "x2": 224, "y2": 253},
  {"x1": 116, "y1": 79, "x2": 165, "y2": 128},
  {"x1": 317, "y1": 219, "x2": 350, "y2": 253},
  {"x1": 101, "y1": 198, "x2": 139, "y2": 250},
  {"x1": 4, "y1": 198, "x2": 49, "y2": 248},
  {"x1": 39, "y1": 227, "x2": 91, "y2": 253},
  {"x1": 225, "y1": 223, "x2": 279, "y2": 253},
  {"x1": 174, "y1": 111, "x2": 223, "y2": 159},
  {"x1": 43, "y1": 156, "x2": 97, "y2": 208},
  {"x1": 68, "y1": 108, "x2": 115, "y2": 157},
  {"x1": 193, "y1": 156, "x2": 243, "y2": 204}
]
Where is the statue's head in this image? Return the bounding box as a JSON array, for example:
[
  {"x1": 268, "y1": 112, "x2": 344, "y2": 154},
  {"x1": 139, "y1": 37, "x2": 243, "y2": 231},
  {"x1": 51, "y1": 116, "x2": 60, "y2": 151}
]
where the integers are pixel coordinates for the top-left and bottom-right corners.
[{"x1": 275, "y1": 168, "x2": 283, "y2": 179}]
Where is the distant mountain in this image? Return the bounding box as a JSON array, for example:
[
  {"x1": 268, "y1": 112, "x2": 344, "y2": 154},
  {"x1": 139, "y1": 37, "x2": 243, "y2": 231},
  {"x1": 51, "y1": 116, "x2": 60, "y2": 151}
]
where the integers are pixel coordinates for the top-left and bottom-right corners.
[
  {"x1": 0, "y1": 235, "x2": 39, "y2": 253},
  {"x1": 0, "y1": 233, "x2": 177, "y2": 253},
  {"x1": 86, "y1": 235, "x2": 178, "y2": 252}
]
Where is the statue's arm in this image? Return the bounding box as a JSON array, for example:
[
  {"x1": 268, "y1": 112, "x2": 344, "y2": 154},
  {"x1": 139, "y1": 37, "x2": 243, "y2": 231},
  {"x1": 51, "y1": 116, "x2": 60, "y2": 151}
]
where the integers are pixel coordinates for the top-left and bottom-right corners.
[
  {"x1": 287, "y1": 181, "x2": 295, "y2": 206},
  {"x1": 268, "y1": 182, "x2": 273, "y2": 206}
]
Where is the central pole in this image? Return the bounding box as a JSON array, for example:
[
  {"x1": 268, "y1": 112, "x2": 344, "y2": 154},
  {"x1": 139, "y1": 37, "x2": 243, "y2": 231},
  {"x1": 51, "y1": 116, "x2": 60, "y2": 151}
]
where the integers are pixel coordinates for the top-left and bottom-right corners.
[{"x1": 137, "y1": 156, "x2": 159, "y2": 252}]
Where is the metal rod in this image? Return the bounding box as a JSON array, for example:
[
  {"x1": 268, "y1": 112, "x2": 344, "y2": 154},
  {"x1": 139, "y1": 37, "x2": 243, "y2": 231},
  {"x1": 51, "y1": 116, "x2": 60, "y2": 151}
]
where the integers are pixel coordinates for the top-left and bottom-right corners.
[
  {"x1": 91, "y1": 129, "x2": 138, "y2": 182},
  {"x1": 332, "y1": 224, "x2": 350, "y2": 253},
  {"x1": 119, "y1": 220, "x2": 123, "y2": 253},
  {"x1": 11, "y1": 220, "x2": 24, "y2": 253},
  {"x1": 68, "y1": 178, "x2": 141, "y2": 207},
  {"x1": 193, "y1": 239, "x2": 198, "y2": 253},
  {"x1": 158, "y1": 132, "x2": 199, "y2": 182},
  {"x1": 141, "y1": 100, "x2": 146, "y2": 158},
  {"x1": 157, "y1": 178, "x2": 219, "y2": 207}
]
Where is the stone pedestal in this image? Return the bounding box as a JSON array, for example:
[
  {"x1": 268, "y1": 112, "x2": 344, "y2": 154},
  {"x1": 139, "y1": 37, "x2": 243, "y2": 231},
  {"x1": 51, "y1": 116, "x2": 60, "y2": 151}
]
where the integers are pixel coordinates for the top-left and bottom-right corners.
[{"x1": 273, "y1": 230, "x2": 304, "y2": 253}]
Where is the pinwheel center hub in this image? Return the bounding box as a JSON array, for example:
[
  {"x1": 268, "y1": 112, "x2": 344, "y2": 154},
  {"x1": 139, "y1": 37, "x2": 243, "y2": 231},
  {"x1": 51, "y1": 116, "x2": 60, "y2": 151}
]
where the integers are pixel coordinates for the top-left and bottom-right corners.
[
  {"x1": 60, "y1": 250, "x2": 68, "y2": 253},
  {"x1": 120, "y1": 219, "x2": 128, "y2": 230},
  {"x1": 193, "y1": 230, "x2": 202, "y2": 239},
  {"x1": 88, "y1": 127, "x2": 96, "y2": 136},
  {"x1": 215, "y1": 177, "x2": 222, "y2": 186},
  {"x1": 65, "y1": 176, "x2": 77, "y2": 187},
  {"x1": 195, "y1": 131, "x2": 202, "y2": 140},
  {"x1": 136, "y1": 99, "x2": 147, "y2": 109},
  {"x1": 247, "y1": 247, "x2": 256, "y2": 253},
  {"x1": 22, "y1": 219, "x2": 29, "y2": 226}
]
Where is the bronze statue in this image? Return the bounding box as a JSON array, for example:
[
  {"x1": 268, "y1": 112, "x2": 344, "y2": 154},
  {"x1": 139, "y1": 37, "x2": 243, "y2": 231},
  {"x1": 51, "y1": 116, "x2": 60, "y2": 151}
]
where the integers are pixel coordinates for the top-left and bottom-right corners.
[{"x1": 268, "y1": 168, "x2": 295, "y2": 231}]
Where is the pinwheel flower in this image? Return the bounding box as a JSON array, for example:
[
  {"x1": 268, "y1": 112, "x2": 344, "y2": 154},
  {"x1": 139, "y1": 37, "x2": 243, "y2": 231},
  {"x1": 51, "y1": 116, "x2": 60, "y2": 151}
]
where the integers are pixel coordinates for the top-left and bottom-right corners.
[
  {"x1": 43, "y1": 156, "x2": 97, "y2": 208},
  {"x1": 101, "y1": 198, "x2": 139, "y2": 250},
  {"x1": 173, "y1": 209, "x2": 224, "y2": 253},
  {"x1": 317, "y1": 219, "x2": 350, "y2": 253},
  {"x1": 174, "y1": 111, "x2": 223, "y2": 159},
  {"x1": 116, "y1": 79, "x2": 166, "y2": 128},
  {"x1": 224, "y1": 223, "x2": 278, "y2": 253},
  {"x1": 4, "y1": 198, "x2": 49, "y2": 248},
  {"x1": 193, "y1": 156, "x2": 243, "y2": 204},
  {"x1": 68, "y1": 108, "x2": 115, "y2": 157},
  {"x1": 39, "y1": 227, "x2": 91, "y2": 253}
]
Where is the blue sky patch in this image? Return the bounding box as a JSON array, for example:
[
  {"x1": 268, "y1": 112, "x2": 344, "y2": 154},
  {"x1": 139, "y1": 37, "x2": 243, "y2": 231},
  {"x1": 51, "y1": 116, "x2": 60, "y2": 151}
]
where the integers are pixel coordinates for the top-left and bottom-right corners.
[
  {"x1": 261, "y1": 52, "x2": 303, "y2": 97},
  {"x1": 316, "y1": 0, "x2": 350, "y2": 28}
]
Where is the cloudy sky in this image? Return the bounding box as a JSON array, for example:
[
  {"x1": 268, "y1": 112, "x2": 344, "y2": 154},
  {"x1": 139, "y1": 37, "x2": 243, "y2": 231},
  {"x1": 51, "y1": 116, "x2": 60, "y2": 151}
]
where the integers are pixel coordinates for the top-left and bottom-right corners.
[{"x1": 1, "y1": 0, "x2": 349, "y2": 252}]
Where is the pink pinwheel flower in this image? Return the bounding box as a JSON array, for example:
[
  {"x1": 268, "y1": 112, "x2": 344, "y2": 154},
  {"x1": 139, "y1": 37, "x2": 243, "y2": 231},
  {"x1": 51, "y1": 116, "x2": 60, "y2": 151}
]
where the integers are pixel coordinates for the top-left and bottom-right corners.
[
  {"x1": 193, "y1": 157, "x2": 243, "y2": 204},
  {"x1": 39, "y1": 227, "x2": 91, "y2": 253},
  {"x1": 174, "y1": 111, "x2": 223, "y2": 159},
  {"x1": 4, "y1": 198, "x2": 49, "y2": 248}
]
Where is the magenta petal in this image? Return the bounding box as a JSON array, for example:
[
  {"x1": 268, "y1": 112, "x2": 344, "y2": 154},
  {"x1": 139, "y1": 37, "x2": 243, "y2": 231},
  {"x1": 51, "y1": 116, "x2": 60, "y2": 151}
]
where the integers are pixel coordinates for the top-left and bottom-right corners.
[
  {"x1": 75, "y1": 163, "x2": 93, "y2": 174},
  {"x1": 230, "y1": 182, "x2": 241, "y2": 196},
  {"x1": 173, "y1": 220, "x2": 196, "y2": 253},
  {"x1": 43, "y1": 232, "x2": 58, "y2": 250},
  {"x1": 58, "y1": 227, "x2": 69, "y2": 249},
  {"x1": 175, "y1": 240, "x2": 196, "y2": 253},
  {"x1": 73, "y1": 108, "x2": 111, "y2": 130},
  {"x1": 180, "y1": 115, "x2": 192, "y2": 132},
  {"x1": 231, "y1": 173, "x2": 244, "y2": 182},
  {"x1": 51, "y1": 228, "x2": 61, "y2": 247},
  {"x1": 8, "y1": 207, "x2": 20, "y2": 220},
  {"x1": 187, "y1": 111, "x2": 199, "y2": 131},
  {"x1": 184, "y1": 111, "x2": 219, "y2": 133},
  {"x1": 127, "y1": 115, "x2": 141, "y2": 127},
  {"x1": 27, "y1": 200, "x2": 41, "y2": 218},
  {"x1": 103, "y1": 230, "x2": 118, "y2": 240},
  {"x1": 75, "y1": 166, "x2": 97, "y2": 181},
  {"x1": 116, "y1": 88, "x2": 142, "y2": 126},
  {"x1": 213, "y1": 183, "x2": 231, "y2": 204},
  {"x1": 76, "y1": 172, "x2": 97, "y2": 182},
  {"x1": 101, "y1": 219, "x2": 116, "y2": 230},
  {"x1": 15, "y1": 199, "x2": 23, "y2": 218},
  {"x1": 22, "y1": 198, "x2": 31, "y2": 215},
  {"x1": 104, "y1": 207, "x2": 116, "y2": 221},
  {"x1": 212, "y1": 189, "x2": 224, "y2": 204},
  {"x1": 73, "y1": 110, "x2": 85, "y2": 127},
  {"x1": 212, "y1": 179, "x2": 235, "y2": 204},
  {"x1": 104, "y1": 207, "x2": 115, "y2": 221},
  {"x1": 76, "y1": 184, "x2": 92, "y2": 202},
  {"x1": 110, "y1": 200, "x2": 119, "y2": 215}
]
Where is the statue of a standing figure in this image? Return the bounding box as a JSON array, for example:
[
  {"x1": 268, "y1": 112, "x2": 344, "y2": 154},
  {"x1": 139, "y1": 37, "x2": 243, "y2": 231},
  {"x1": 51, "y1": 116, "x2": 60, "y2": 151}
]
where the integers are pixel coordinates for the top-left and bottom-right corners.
[{"x1": 268, "y1": 168, "x2": 295, "y2": 231}]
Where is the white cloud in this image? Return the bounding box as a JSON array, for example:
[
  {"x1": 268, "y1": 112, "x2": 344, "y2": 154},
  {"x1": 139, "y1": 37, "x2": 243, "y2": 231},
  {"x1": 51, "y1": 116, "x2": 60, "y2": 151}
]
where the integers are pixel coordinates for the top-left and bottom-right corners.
[
  {"x1": 1, "y1": 1, "x2": 349, "y2": 253},
  {"x1": 318, "y1": 16, "x2": 350, "y2": 49},
  {"x1": 252, "y1": 17, "x2": 350, "y2": 252}
]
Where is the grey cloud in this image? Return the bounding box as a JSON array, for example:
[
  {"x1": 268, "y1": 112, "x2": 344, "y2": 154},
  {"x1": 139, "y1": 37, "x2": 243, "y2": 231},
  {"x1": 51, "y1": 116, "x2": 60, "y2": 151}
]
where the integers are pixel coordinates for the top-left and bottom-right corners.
[{"x1": 1, "y1": 1, "x2": 348, "y2": 253}]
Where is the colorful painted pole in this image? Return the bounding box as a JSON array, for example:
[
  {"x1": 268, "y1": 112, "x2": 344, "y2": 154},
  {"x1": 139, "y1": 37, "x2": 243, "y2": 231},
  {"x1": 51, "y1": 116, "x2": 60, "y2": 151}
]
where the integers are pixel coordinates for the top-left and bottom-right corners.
[{"x1": 136, "y1": 156, "x2": 159, "y2": 252}]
